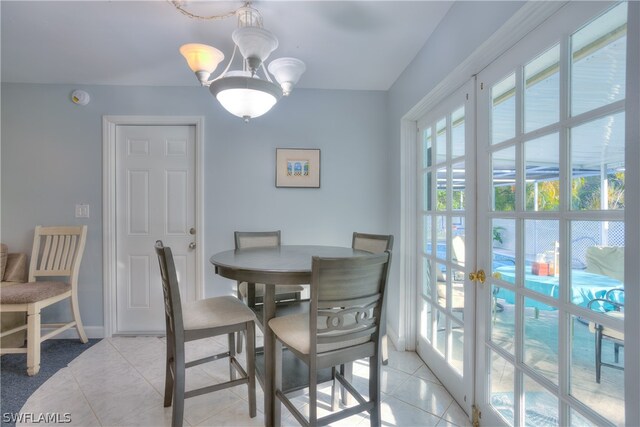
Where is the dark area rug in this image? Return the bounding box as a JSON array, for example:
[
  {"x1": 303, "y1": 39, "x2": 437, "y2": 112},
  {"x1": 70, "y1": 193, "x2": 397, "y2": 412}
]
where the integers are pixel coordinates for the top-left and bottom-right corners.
[{"x1": 1, "y1": 339, "x2": 100, "y2": 427}]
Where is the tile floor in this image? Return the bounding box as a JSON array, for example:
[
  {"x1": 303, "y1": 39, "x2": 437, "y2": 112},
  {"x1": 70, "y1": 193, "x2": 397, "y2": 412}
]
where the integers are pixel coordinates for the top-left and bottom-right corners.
[{"x1": 18, "y1": 336, "x2": 471, "y2": 426}]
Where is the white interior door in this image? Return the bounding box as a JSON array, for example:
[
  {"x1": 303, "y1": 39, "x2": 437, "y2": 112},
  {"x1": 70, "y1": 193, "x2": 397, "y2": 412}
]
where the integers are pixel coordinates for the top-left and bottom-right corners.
[
  {"x1": 416, "y1": 79, "x2": 476, "y2": 415},
  {"x1": 475, "y1": 3, "x2": 627, "y2": 425},
  {"x1": 115, "y1": 125, "x2": 196, "y2": 334}
]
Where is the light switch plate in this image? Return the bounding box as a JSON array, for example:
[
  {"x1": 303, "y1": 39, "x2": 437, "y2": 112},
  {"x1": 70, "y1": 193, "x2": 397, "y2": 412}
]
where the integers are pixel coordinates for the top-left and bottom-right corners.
[{"x1": 75, "y1": 204, "x2": 90, "y2": 218}]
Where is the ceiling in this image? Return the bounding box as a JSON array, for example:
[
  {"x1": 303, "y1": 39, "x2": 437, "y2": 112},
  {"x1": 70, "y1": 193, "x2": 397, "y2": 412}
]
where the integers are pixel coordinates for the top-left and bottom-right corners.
[{"x1": 0, "y1": 1, "x2": 453, "y2": 91}]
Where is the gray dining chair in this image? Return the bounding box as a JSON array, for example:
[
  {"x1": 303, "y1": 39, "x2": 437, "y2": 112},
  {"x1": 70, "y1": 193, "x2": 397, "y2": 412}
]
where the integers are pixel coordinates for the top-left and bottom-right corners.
[
  {"x1": 269, "y1": 251, "x2": 391, "y2": 426},
  {"x1": 352, "y1": 232, "x2": 393, "y2": 366},
  {"x1": 155, "y1": 241, "x2": 256, "y2": 427},
  {"x1": 234, "y1": 230, "x2": 305, "y2": 352}
]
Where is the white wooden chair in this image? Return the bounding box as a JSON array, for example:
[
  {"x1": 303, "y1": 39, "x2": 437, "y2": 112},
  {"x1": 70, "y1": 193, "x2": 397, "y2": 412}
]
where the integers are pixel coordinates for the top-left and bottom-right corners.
[{"x1": 0, "y1": 225, "x2": 88, "y2": 375}]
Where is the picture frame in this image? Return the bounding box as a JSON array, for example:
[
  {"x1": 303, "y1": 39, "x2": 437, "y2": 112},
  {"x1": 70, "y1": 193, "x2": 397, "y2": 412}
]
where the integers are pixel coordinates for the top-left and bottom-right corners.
[{"x1": 275, "y1": 148, "x2": 321, "y2": 188}]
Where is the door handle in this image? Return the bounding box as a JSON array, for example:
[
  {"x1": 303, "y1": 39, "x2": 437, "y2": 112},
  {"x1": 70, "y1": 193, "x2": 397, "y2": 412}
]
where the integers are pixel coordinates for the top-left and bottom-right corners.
[
  {"x1": 189, "y1": 242, "x2": 196, "y2": 250},
  {"x1": 469, "y1": 269, "x2": 486, "y2": 284}
]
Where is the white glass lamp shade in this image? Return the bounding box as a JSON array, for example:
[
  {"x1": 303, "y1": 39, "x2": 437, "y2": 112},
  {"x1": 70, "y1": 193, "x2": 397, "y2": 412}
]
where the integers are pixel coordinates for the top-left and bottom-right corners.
[
  {"x1": 179, "y1": 43, "x2": 224, "y2": 74},
  {"x1": 268, "y1": 57, "x2": 306, "y2": 95},
  {"x1": 232, "y1": 27, "x2": 278, "y2": 65},
  {"x1": 209, "y1": 75, "x2": 283, "y2": 121}
]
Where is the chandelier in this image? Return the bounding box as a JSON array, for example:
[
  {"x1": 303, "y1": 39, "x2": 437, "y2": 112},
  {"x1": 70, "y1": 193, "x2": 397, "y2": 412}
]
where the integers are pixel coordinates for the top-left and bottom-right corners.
[{"x1": 176, "y1": 2, "x2": 306, "y2": 122}]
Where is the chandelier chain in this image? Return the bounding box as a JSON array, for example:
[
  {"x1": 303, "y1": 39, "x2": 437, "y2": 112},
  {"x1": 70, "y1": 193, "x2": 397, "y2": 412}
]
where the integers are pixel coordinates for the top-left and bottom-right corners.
[{"x1": 169, "y1": 1, "x2": 250, "y2": 21}]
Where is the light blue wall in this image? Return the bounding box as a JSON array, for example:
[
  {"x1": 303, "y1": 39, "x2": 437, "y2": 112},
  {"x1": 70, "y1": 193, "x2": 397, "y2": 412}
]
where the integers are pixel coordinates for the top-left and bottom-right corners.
[
  {"x1": 384, "y1": 1, "x2": 524, "y2": 341},
  {"x1": 1, "y1": 83, "x2": 389, "y2": 328}
]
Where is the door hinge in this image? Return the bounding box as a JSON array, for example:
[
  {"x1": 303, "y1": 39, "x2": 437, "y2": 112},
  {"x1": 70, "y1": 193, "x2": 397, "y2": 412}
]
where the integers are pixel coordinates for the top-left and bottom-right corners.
[{"x1": 472, "y1": 404, "x2": 481, "y2": 427}]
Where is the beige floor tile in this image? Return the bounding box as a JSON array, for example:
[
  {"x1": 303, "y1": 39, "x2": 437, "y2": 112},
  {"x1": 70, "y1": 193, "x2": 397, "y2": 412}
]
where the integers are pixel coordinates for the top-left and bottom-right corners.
[
  {"x1": 391, "y1": 376, "x2": 453, "y2": 417},
  {"x1": 441, "y1": 401, "x2": 471, "y2": 426}
]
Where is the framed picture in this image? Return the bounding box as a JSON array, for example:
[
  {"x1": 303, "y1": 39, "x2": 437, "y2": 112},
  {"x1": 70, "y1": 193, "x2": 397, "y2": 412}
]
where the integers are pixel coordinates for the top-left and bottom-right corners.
[{"x1": 275, "y1": 148, "x2": 321, "y2": 188}]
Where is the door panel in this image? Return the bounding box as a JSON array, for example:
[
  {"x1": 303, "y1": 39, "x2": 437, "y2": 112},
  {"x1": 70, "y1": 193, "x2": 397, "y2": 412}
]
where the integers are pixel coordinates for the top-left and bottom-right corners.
[
  {"x1": 416, "y1": 79, "x2": 475, "y2": 414},
  {"x1": 475, "y1": 3, "x2": 627, "y2": 426},
  {"x1": 116, "y1": 125, "x2": 196, "y2": 333}
]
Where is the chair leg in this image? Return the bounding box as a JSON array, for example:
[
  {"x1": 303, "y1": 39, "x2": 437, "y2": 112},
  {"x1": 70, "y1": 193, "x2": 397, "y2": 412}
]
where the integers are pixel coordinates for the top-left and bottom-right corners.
[
  {"x1": 228, "y1": 333, "x2": 237, "y2": 381},
  {"x1": 246, "y1": 321, "x2": 256, "y2": 418},
  {"x1": 26, "y1": 305, "x2": 41, "y2": 376},
  {"x1": 171, "y1": 350, "x2": 186, "y2": 427},
  {"x1": 369, "y1": 355, "x2": 381, "y2": 426},
  {"x1": 273, "y1": 339, "x2": 282, "y2": 427},
  {"x1": 331, "y1": 367, "x2": 339, "y2": 411},
  {"x1": 236, "y1": 286, "x2": 244, "y2": 354},
  {"x1": 71, "y1": 293, "x2": 88, "y2": 343},
  {"x1": 595, "y1": 326, "x2": 602, "y2": 384},
  {"x1": 340, "y1": 363, "x2": 353, "y2": 406},
  {"x1": 309, "y1": 360, "x2": 318, "y2": 425},
  {"x1": 164, "y1": 337, "x2": 175, "y2": 407}
]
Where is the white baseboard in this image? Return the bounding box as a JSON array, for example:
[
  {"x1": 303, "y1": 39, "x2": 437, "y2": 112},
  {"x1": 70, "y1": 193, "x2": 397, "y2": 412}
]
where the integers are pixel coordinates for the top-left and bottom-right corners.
[
  {"x1": 42, "y1": 326, "x2": 105, "y2": 339},
  {"x1": 386, "y1": 323, "x2": 405, "y2": 352}
]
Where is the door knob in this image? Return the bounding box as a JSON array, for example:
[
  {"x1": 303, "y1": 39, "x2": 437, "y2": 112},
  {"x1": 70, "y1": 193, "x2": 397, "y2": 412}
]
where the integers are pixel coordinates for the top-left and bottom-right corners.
[
  {"x1": 469, "y1": 269, "x2": 486, "y2": 284},
  {"x1": 189, "y1": 242, "x2": 196, "y2": 249},
  {"x1": 189, "y1": 227, "x2": 196, "y2": 235}
]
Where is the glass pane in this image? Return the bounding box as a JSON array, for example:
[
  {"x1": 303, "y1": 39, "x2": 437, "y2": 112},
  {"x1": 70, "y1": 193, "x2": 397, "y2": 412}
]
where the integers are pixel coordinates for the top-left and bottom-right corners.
[
  {"x1": 525, "y1": 44, "x2": 560, "y2": 132},
  {"x1": 436, "y1": 308, "x2": 446, "y2": 356},
  {"x1": 490, "y1": 350, "x2": 515, "y2": 426},
  {"x1": 524, "y1": 297, "x2": 558, "y2": 385},
  {"x1": 451, "y1": 267, "x2": 465, "y2": 322},
  {"x1": 571, "y1": 113, "x2": 625, "y2": 211},
  {"x1": 423, "y1": 257, "x2": 434, "y2": 299},
  {"x1": 423, "y1": 215, "x2": 432, "y2": 255},
  {"x1": 525, "y1": 134, "x2": 560, "y2": 211},
  {"x1": 452, "y1": 162, "x2": 466, "y2": 210},
  {"x1": 492, "y1": 286, "x2": 515, "y2": 355},
  {"x1": 524, "y1": 375, "x2": 559, "y2": 426},
  {"x1": 450, "y1": 319, "x2": 464, "y2": 375},
  {"x1": 571, "y1": 3, "x2": 627, "y2": 116},
  {"x1": 493, "y1": 146, "x2": 516, "y2": 211},
  {"x1": 436, "y1": 262, "x2": 447, "y2": 308},
  {"x1": 423, "y1": 172, "x2": 432, "y2": 211},
  {"x1": 436, "y1": 216, "x2": 447, "y2": 261},
  {"x1": 524, "y1": 220, "x2": 559, "y2": 302},
  {"x1": 451, "y1": 106, "x2": 465, "y2": 158},
  {"x1": 420, "y1": 299, "x2": 433, "y2": 343},
  {"x1": 436, "y1": 118, "x2": 447, "y2": 164},
  {"x1": 451, "y1": 217, "x2": 465, "y2": 266},
  {"x1": 570, "y1": 314, "x2": 624, "y2": 426},
  {"x1": 492, "y1": 218, "x2": 516, "y2": 278},
  {"x1": 570, "y1": 221, "x2": 624, "y2": 309},
  {"x1": 492, "y1": 73, "x2": 516, "y2": 144},
  {"x1": 571, "y1": 409, "x2": 597, "y2": 427},
  {"x1": 423, "y1": 127, "x2": 433, "y2": 168},
  {"x1": 436, "y1": 167, "x2": 447, "y2": 211}
]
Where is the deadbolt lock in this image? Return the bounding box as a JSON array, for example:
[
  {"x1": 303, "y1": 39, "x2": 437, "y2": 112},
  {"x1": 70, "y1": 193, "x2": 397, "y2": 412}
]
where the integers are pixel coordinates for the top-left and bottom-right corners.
[{"x1": 469, "y1": 269, "x2": 486, "y2": 284}]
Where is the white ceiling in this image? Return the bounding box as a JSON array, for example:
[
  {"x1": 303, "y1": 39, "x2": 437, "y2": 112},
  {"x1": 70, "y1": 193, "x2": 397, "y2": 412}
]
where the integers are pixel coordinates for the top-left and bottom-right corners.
[{"x1": 0, "y1": 1, "x2": 453, "y2": 91}]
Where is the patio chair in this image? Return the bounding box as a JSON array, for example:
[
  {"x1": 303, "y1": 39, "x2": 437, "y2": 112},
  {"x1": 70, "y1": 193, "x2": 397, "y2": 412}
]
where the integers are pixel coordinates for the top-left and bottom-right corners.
[
  {"x1": 234, "y1": 231, "x2": 305, "y2": 352},
  {"x1": 155, "y1": 241, "x2": 256, "y2": 427},
  {"x1": 0, "y1": 226, "x2": 88, "y2": 376},
  {"x1": 587, "y1": 288, "x2": 624, "y2": 383},
  {"x1": 269, "y1": 251, "x2": 391, "y2": 426}
]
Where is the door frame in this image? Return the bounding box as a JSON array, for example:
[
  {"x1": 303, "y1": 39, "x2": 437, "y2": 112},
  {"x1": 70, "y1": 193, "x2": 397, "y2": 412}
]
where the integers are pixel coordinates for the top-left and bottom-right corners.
[{"x1": 102, "y1": 115, "x2": 205, "y2": 337}]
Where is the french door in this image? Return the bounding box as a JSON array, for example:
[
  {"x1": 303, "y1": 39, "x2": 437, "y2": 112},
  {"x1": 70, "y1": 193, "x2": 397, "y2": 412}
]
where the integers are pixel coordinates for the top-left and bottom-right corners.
[
  {"x1": 416, "y1": 79, "x2": 476, "y2": 414},
  {"x1": 475, "y1": 2, "x2": 627, "y2": 426}
]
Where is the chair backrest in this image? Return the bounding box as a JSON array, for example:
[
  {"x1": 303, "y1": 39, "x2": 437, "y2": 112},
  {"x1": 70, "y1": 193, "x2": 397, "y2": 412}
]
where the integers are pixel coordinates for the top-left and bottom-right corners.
[
  {"x1": 585, "y1": 246, "x2": 624, "y2": 282},
  {"x1": 309, "y1": 251, "x2": 391, "y2": 363},
  {"x1": 234, "y1": 231, "x2": 281, "y2": 250},
  {"x1": 154, "y1": 241, "x2": 184, "y2": 340},
  {"x1": 351, "y1": 232, "x2": 393, "y2": 254},
  {"x1": 452, "y1": 235, "x2": 465, "y2": 266},
  {"x1": 29, "y1": 225, "x2": 87, "y2": 286}
]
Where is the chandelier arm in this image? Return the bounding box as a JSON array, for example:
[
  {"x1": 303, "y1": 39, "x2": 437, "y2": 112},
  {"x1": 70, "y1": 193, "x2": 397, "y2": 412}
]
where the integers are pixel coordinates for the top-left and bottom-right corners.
[
  {"x1": 260, "y1": 62, "x2": 275, "y2": 83},
  {"x1": 169, "y1": 1, "x2": 250, "y2": 21},
  {"x1": 208, "y1": 45, "x2": 240, "y2": 84}
]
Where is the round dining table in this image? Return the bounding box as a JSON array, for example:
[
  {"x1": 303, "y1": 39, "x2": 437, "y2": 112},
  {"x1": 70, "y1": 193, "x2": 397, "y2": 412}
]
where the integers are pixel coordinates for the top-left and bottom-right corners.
[{"x1": 210, "y1": 245, "x2": 369, "y2": 427}]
